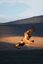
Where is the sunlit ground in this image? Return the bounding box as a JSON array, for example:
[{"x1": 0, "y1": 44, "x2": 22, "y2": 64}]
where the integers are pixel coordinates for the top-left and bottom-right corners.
[
  {"x1": 0, "y1": 36, "x2": 43, "y2": 48},
  {"x1": 0, "y1": 36, "x2": 23, "y2": 44}
]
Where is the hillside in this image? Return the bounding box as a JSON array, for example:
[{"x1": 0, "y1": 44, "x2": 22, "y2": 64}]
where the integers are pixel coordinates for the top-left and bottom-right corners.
[
  {"x1": 7, "y1": 15, "x2": 43, "y2": 24},
  {"x1": 0, "y1": 15, "x2": 43, "y2": 25},
  {"x1": 0, "y1": 15, "x2": 43, "y2": 37}
]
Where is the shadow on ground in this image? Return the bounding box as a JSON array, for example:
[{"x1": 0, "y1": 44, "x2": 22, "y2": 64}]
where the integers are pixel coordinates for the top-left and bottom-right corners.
[{"x1": 0, "y1": 42, "x2": 43, "y2": 64}]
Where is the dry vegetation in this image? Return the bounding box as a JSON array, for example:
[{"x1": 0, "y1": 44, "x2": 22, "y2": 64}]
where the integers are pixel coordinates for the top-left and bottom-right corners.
[{"x1": 0, "y1": 36, "x2": 43, "y2": 48}]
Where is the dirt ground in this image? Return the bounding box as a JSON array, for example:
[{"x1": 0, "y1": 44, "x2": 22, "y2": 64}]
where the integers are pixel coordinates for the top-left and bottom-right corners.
[{"x1": 0, "y1": 36, "x2": 43, "y2": 48}]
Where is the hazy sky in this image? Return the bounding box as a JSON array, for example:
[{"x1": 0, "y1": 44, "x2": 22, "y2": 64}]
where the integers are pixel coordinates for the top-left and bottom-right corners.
[{"x1": 0, "y1": 0, "x2": 43, "y2": 23}]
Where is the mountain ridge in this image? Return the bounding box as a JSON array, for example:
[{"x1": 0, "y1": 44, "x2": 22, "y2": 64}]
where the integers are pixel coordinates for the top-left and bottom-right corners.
[
  {"x1": 0, "y1": 15, "x2": 43, "y2": 37},
  {"x1": 0, "y1": 15, "x2": 43, "y2": 25}
]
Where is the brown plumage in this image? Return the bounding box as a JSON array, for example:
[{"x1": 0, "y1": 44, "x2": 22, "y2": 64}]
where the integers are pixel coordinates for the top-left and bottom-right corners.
[{"x1": 15, "y1": 29, "x2": 34, "y2": 48}]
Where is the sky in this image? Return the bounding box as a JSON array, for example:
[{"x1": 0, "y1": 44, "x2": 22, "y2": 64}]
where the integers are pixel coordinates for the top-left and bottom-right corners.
[{"x1": 0, "y1": 0, "x2": 43, "y2": 23}]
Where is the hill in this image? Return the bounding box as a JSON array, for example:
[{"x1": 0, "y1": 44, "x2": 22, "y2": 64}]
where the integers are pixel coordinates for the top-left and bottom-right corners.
[
  {"x1": 0, "y1": 15, "x2": 43, "y2": 25},
  {"x1": 0, "y1": 15, "x2": 43, "y2": 37}
]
